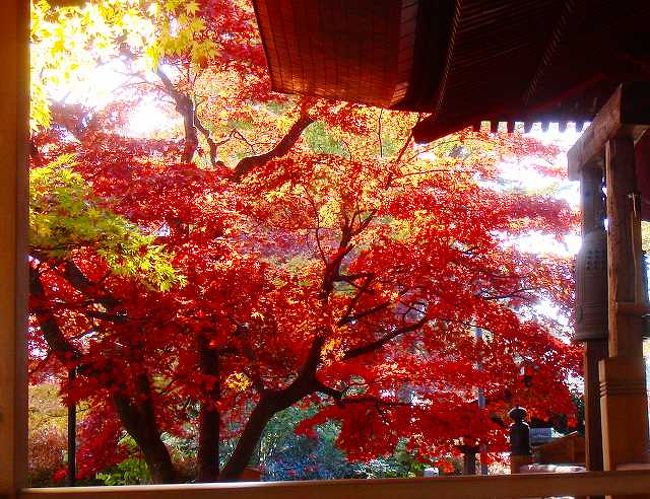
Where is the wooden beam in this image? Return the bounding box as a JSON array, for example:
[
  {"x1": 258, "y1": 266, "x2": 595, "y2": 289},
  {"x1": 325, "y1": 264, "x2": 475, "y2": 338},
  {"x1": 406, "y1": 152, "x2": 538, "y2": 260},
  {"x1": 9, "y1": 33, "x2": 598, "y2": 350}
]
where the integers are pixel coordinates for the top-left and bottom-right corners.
[
  {"x1": 0, "y1": 1, "x2": 29, "y2": 498},
  {"x1": 567, "y1": 82, "x2": 650, "y2": 180},
  {"x1": 18, "y1": 471, "x2": 650, "y2": 499}
]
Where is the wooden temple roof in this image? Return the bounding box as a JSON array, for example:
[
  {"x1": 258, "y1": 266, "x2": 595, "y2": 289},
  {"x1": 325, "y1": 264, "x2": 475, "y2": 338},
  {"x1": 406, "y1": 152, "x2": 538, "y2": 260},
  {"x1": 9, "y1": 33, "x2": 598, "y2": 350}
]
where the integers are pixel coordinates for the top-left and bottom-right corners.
[{"x1": 252, "y1": 0, "x2": 650, "y2": 142}]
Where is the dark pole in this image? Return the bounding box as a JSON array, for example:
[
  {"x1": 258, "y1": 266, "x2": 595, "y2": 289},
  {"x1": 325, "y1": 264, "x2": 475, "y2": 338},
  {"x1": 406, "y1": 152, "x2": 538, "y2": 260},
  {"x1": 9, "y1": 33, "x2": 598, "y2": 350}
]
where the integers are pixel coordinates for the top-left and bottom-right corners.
[
  {"x1": 67, "y1": 367, "x2": 76, "y2": 487},
  {"x1": 475, "y1": 327, "x2": 488, "y2": 475}
]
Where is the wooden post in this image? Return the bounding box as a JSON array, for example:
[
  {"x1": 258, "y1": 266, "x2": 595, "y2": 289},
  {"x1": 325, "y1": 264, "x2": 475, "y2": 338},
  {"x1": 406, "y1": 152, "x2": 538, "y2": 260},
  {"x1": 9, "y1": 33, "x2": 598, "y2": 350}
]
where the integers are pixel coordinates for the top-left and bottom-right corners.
[
  {"x1": 605, "y1": 137, "x2": 644, "y2": 359},
  {"x1": 584, "y1": 340, "x2": 608, "y2": 471},
  {"x1": 0, "y1": 1, "x2": 29, "y2": 498},
  {"x1": 599, "y1": 136, "x2": 649, "y2": 477}
]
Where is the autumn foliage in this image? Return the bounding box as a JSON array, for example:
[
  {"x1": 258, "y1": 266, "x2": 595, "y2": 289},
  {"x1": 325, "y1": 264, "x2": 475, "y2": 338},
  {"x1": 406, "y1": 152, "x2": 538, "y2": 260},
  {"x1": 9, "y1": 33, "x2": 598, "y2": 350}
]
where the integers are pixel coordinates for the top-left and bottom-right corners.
[{"x1": 29, "y1": 0, "x2": 580, "y2": 483}]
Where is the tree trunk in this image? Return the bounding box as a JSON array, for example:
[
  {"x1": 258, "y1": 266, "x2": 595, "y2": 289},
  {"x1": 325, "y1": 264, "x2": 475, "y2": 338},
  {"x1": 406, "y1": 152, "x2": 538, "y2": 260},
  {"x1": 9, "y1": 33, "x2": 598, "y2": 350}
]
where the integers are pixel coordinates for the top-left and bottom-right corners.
[
  {"x1": 197, "y1": 335, "x2": 221, "y2": 482},
  {"x1": 218, "y1": 395, "x2": 279, "y2": 481},
  {"x1": 30, "y1": 265, "x2": 177, "y2": 483},
  {"x1": 218, "y1": 336, "x2": 325, "y2": 480},
  {"x1": 141, "y1": 438, "x2": 177, "y2": 483},
  {"x1": 112, "y1": 374, "x2": 178, "y2": 483}
]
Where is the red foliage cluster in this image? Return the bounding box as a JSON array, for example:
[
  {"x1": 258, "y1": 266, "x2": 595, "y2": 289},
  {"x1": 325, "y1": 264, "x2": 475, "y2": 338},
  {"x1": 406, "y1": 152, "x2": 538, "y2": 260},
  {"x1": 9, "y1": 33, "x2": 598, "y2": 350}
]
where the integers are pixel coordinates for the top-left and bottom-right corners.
[{"x1": 29, "y1": 0, "x2": 581, "y2": 483}]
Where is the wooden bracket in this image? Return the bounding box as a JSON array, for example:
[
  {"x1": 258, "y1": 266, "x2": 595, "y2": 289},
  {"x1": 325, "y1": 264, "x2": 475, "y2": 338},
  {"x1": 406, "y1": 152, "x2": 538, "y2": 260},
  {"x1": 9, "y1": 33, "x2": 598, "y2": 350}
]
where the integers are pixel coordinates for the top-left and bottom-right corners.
[{"x1": 567, "y1": 82, "x2": 650, "y2": 180}]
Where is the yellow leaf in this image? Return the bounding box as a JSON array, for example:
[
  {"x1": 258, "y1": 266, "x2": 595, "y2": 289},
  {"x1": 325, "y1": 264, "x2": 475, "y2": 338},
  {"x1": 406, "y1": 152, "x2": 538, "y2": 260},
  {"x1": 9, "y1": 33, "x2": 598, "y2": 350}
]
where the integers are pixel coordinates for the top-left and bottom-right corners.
[{"x1": 185, "y1": 1, "x2": 200, "y2": 15}]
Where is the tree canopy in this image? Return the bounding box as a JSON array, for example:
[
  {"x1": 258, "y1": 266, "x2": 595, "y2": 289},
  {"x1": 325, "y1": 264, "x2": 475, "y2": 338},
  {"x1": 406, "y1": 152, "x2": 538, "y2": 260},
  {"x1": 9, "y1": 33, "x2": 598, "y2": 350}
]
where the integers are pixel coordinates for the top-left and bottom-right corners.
[{"x1": 29, "y1": 0, "x2": 581, "y2": 483}]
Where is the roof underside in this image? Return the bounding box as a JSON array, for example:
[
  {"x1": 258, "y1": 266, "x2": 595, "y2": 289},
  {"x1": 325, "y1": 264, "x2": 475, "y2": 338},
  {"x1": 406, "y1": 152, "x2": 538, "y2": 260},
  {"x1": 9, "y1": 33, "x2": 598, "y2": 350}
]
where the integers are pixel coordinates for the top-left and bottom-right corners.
[{"x1": 252, "y1": 0, "x2": 650, "y2": 142}]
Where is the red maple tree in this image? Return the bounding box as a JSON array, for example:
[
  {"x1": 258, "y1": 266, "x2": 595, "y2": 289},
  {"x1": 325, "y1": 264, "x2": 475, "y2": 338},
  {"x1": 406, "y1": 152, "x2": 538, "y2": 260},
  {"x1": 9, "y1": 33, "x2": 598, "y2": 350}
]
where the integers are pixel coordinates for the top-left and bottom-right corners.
[{"x1": 29, "y1": 0, "x2": 581, "y2": 483}]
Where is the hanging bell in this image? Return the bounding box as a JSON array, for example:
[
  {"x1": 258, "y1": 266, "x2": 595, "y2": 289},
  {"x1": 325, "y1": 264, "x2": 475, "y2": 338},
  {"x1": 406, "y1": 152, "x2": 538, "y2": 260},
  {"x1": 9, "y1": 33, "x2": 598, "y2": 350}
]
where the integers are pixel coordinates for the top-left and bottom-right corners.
[{"x1": 575, "y1": 230, "x2": 608, "y2": 341}]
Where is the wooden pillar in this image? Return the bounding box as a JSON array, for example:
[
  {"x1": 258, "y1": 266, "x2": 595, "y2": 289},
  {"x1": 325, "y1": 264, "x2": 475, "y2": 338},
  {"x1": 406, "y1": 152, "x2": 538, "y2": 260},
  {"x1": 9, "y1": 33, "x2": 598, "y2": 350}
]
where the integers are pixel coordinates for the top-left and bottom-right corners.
[
  {"x1": 0, "y1": 1, "x2": 29, "y2": 497},
  {"x1": 585, "y1": 340, "x2": 608, "y2": 471},
  {"x1": 600, "y1": 136, "x2": 649, "y2": 473},
  {"x1": 605, "y1": 137, "x2": 645, "y2": 358}
]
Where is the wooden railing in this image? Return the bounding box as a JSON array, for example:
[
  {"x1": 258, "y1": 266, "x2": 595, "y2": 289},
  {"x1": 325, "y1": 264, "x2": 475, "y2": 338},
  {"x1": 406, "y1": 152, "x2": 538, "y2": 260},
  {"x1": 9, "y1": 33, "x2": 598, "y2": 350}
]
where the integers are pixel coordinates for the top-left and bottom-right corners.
[{"x1": 17, "y1": 471, "x2": 650, "y2": 498}]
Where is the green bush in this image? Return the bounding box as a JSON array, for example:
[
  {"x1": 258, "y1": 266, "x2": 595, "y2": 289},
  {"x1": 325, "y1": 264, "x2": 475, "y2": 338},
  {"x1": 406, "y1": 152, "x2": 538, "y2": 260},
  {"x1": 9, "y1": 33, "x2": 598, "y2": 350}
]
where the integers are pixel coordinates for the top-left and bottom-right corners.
[{"x1": 96, "y1": 457, "x2": 151, "y2": 486}]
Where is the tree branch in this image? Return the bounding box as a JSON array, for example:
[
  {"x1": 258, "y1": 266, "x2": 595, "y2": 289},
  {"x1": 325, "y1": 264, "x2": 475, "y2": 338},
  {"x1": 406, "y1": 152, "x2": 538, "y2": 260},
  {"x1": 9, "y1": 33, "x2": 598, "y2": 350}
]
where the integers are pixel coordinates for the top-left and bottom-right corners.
[
  {"x1": 343, "y1": 318, "x2": 427, "y2": 361},
  {"x1": 30, "y1": 265, "x2": 81, "y2": 364},
  {"x1": 338, "y1": 300, "x2": 391, "y2": 327},
  {"x1": 155, "y1": 67, "x2": 198, "y2": 163},
  {"x1": 231, "y1": 114, "x2": 314, "y2": 182}
]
